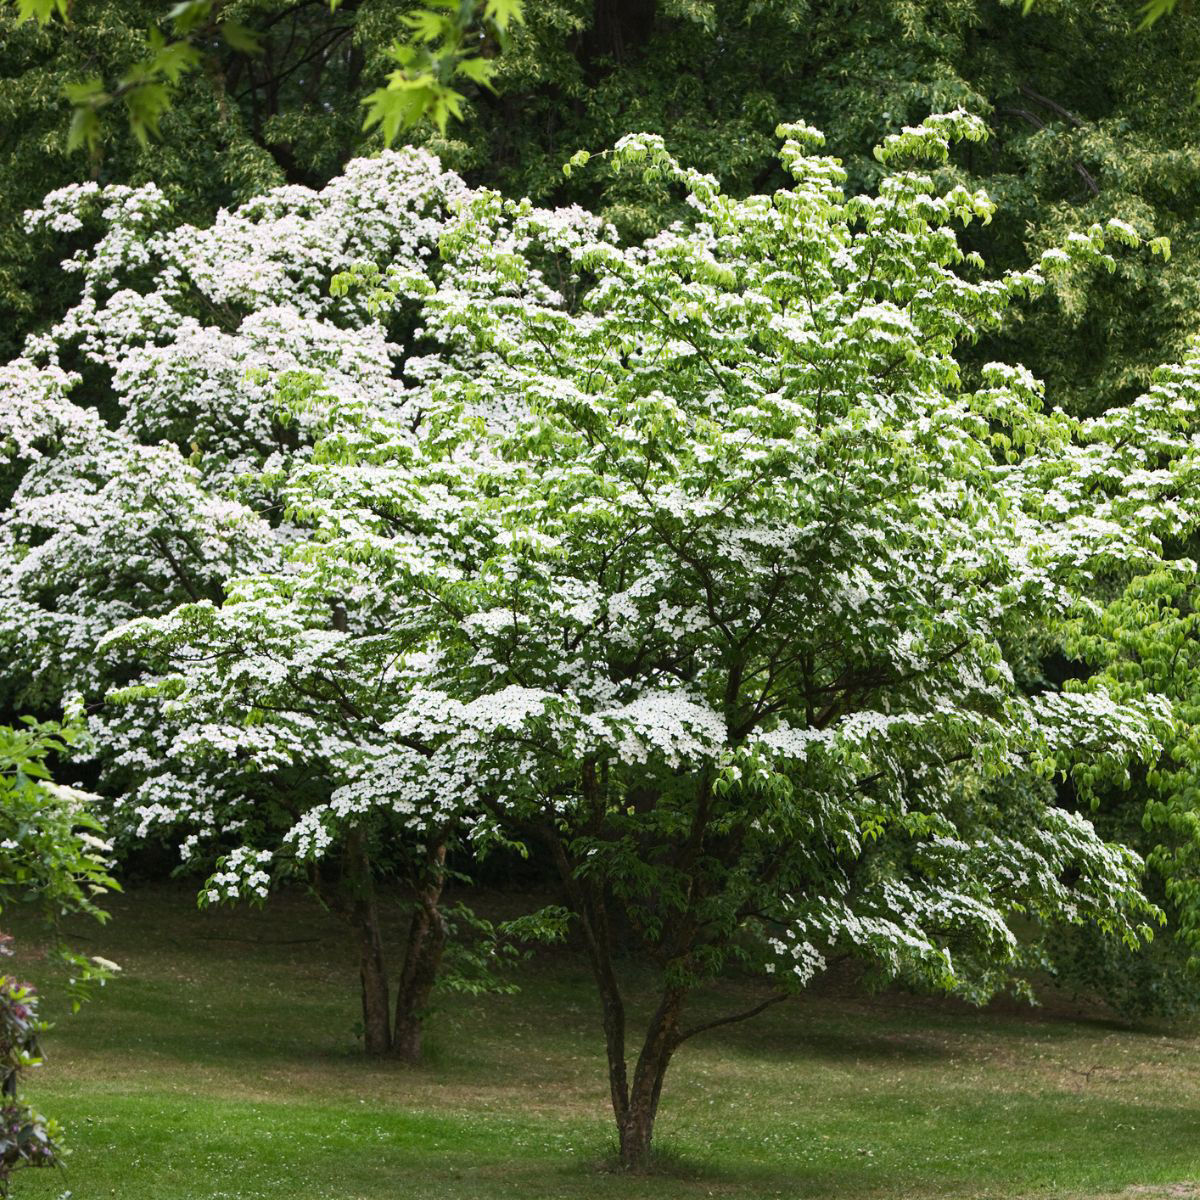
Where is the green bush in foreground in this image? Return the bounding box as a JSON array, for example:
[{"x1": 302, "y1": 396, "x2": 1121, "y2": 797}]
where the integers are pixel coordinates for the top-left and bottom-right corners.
[{"x1": 0, "y1": 717, "x2": 118, "y2": 1191}]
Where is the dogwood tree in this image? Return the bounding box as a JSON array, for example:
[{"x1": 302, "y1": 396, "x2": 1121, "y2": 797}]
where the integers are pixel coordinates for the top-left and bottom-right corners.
[
  {"x1": 0, "y1": 148, "x2": 530, "y2": 1059},
  {"x1": 106, "y1": 112, "x2": 1192, "y2": 1165},
  {"x1": 3, "y1": 145, "x2": 463, "y2": 707}
]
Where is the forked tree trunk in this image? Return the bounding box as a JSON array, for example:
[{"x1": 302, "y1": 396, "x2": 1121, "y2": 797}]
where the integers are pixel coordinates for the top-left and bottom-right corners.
[
  {"x1": 391, "y1": 843, "x2": 448, "y2": 1064},
  {"x1": 615, "y1": 986, "x2": 685, "y2": 1170},
  {"x1": 344, "y1": 826, "x2": 392, "y2": 1055},
  {"x1": 545, "y1": 818, "x2": 689, "y2": 1170}
]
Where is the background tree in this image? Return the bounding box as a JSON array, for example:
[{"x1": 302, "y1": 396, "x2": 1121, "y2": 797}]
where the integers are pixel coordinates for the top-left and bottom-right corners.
[
  {"x1": 7, "y1": 0, "x2": 525, "y2": 154},
  {"x1": 5, "y1": 0, "x2": 1200, "y2": 403},
  {"x1": 0, "y1": 147, "x2": 571, "y2": 1060}
]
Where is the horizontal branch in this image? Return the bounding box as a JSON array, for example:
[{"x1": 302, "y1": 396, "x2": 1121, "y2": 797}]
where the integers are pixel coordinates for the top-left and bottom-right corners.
[{"x1": 674, "y1": 991, "x2": 790, "y2": 1046}]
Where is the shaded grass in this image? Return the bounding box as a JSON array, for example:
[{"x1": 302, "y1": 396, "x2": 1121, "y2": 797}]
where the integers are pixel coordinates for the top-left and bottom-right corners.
[{"x1": 8, "y1": 886, "x2": 1200, "y2": 1199}]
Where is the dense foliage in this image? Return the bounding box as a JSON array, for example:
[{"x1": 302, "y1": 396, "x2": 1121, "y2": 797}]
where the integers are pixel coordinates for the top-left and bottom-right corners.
[
  {"x1": 0, "y1": 717, "x2": 118, "y2": 1191},
  {"x1": 6, "y1": 0, "x2": 1200, "y2": 402},
  {"x1": 6, "y1": 0, "x2": 525, "y2": 153}
]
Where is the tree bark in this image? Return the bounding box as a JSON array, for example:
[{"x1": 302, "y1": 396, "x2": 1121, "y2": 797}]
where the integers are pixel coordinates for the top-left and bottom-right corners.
[
  {"x1": 344, "y1": 826, "x2": 392, "y2": 1055},
  {"x1": 391, "y1": 842, "x2": 448, "y2": 1064},
  {"x1": 617, "y1": 986, "x2": 685, "y2": 1170}
]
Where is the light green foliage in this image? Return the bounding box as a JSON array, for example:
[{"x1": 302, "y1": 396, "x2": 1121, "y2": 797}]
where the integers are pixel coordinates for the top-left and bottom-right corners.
[
  {"x1": 1064, "y1": 479, "x2": 1200, "y2": 973},
  {"x1": 1137, "y1": 0, "x2": 1180, "y2": 27},
  {"x1": 6, "y1": 0, "x2": 524, "y2": 154},
  {"x1": 996, "y1": 339, "x2": 1200, "y2": 1012},
  {"x1": 363, "y1": 0, "x2": 525, "y2": 141},
  {"x1": 9, "y1": 0, "x2": 64, "y2": 20},
  {"x1": 0, "y1": 0, "x2": 291, "y2": 359},
  {"x1": 12, "y1": 0, "x2": 237, "y2": 155},
  {"x1": 0, "y1": 717, "x2": 112, "y2": 919},
  {"x1": 0, "y1": 715, "x2": 119, "y2": 1007}
]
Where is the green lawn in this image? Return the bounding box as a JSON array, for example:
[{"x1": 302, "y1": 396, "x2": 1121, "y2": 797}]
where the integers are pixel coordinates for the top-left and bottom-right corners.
[{"x1": 9, "y1": 887, "x2": 1200, "y2": 1199}]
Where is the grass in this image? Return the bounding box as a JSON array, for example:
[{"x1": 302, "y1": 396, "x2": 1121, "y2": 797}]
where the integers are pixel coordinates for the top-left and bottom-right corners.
[{"x1": 7, "y1": 885, "x2": 1200, "y2": 1199}]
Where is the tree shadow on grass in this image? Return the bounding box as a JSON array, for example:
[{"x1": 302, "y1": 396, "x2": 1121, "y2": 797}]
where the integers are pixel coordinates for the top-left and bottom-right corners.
[{"x1": 543, "y1": 1095, "x2": 1200, "y2": 1200}]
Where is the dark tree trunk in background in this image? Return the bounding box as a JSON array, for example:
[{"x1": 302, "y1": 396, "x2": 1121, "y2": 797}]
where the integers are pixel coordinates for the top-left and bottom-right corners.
[
  {"x1": 582, "y1": 0, "x2": 657, "y2": 70},
  {"x1": 344, "y1": 826, "x2": 392, "y2": 1055},
  {"x1": 320, "y1": 814, "x2": 453, "y2": 1061},
  {"x1": 327, "y1": 604, "x2": 394, "y2": 1054},
  {"x1": 391, "y1": 842, "x2": 449, "y2": 1064}
]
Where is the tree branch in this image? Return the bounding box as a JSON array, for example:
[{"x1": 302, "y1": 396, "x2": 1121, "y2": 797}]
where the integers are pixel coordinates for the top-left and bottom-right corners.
[{"x1": 674, "y1": 991, "x2": 790, "y2": 1046}]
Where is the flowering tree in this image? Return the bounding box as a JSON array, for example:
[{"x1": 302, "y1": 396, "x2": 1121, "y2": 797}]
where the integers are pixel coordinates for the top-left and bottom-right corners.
[
  {"x1": 3, "y1": 146, "x2": 463, "y2": 709},
  {"x1": 1044, "y1": 344, "x2": 1200, "y2": 1008},
  {"x1": 106, "y1": 112, "x2": 1193, "y2": 1166},
  {"x1": 0, "y1": 149, "x2": 518, "y2": 1060}
]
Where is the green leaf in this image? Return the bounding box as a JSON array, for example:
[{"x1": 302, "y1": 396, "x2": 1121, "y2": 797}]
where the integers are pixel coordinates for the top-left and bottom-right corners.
[
  {"x1": 484, "y1": 0, "x2": 524, "y2": 33},
  {"x1": 63, "y1": 76, "x2": 107, "y2": 105},
  {"x1": 149, "y1": 39, "x2": 203, "y2": 84},
  {"x1": 455, "y1": 55, "x2": 497, "y2": 87},
  {"x1": 403, "y1": 8, "x2": 450, "y2": 42},
  {"x1": 12, "y1": 0, "x2": 67, "y2": 25},
  {"x1": 220, "y1": 20, "x2": 262, "y2": 53},
  {"x1": 125, "y1": 82, "x2": 172, "y2": 146},
  {"x1": 1137, "y1": 0, "x2": 1178, "y2": 29},
  {"x1": 66, "y1": 106, "x2": 101, "y2": 154},
  {"x1": 166, "y1": 0, "x2": 212, "y2": 34},
  {"x1": 361, "y1": 81, "x2": 437, "y2": 144}
]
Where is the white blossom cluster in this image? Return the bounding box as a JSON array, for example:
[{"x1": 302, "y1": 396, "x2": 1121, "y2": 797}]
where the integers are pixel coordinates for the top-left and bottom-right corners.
[{"x1": 1, "y1": 148, "x2": 483, "y2": 891}]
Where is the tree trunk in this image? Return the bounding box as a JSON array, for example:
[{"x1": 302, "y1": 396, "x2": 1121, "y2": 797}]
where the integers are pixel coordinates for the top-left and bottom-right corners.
[
  {"x1": 584, "y1": 0, "x2": 657, "y2": 67},
  {"x1": 391, "y1": 842, "x2": 448, "y2": 1064},
  {"x1": 544, "y1": 824, "x2": 633, "y2": 1134},
  {"x1": 344, "y1": 826, "x2": 392, "y2": 1055},
  {"x1": 618, "y1": 1104, "x2": 657, "y2": 1172},
  {"x1": 545, "y1": 819, "x2": 682, "y2": 1170},
  {"x1": 616, "y1": 986, "x2": 685, "y2": 1170}
]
